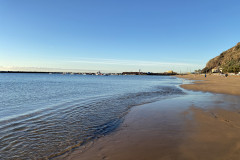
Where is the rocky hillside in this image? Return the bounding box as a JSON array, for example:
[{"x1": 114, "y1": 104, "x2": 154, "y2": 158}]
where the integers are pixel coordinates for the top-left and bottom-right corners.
[{"x1": 203, "y1": 42, "x2": 240, "y2": 73}]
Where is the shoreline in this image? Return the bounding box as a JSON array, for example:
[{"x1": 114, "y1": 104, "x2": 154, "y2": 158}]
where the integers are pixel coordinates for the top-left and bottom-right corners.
[
  {"x1": 56, "y1": 84, "x2": 240, "y2": 160},
  {"x1": 57, "y1": 96, "x2": 191, "y2": 160}
]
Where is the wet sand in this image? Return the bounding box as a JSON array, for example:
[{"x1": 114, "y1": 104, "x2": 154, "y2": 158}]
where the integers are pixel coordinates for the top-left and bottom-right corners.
[
  {"x1": 177, "y1": 74, "x2": 240, "y2": 96},
  {"x1": 57, "y1": 92, "x2": 240, "y2": 160}
]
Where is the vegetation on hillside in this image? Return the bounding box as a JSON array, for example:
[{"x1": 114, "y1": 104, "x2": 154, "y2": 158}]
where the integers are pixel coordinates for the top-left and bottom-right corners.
[{"x1": 202, "y1": 42, "x2": 240, "y2": 73}]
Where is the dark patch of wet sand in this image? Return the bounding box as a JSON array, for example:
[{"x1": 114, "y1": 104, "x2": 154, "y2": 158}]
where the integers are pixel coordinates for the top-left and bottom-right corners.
[{"x1": 57, "y1": 94, "x2": 240, "y2": 160}]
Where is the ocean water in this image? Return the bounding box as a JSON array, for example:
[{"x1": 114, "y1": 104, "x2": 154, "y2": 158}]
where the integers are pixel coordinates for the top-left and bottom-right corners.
[{"x1": 0, "y1": 73, "x2": 184, "y2": 159}]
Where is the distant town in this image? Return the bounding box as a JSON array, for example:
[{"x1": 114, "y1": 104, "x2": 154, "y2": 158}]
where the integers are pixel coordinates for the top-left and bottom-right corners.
[{"x1": 0, "y1": 70, "x2": 179, "y2": 75}]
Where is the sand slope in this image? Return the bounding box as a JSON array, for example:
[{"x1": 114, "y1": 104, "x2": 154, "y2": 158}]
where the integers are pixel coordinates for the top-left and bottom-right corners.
[{"x1": 177, "y1": 74, "x2": 240, "y2": 96}]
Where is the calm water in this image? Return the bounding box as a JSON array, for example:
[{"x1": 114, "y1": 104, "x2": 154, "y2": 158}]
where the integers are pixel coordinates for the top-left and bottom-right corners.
[{"x1": 0, "y1": 73, "x2": 184, "y2": 159}]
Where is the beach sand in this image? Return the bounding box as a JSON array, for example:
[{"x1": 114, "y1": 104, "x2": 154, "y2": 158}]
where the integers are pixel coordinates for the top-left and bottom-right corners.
[
  {"x1": 177, "y1": 74, "x2": 240, "y2": 96},
  {"x1": 56, "y1": 94, "x2": 240, "y2": 160},
  {"x1": 57, "y1": 88, "x2": 240, "y2": 160}
]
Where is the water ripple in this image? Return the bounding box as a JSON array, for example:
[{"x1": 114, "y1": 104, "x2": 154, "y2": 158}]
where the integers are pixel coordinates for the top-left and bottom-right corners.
[{"x1": 0, "y1": 75, "x2": 184, "y2": 159}]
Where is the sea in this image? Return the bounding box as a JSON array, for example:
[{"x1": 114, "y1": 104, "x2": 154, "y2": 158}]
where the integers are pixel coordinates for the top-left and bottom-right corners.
[{"x1": 0, "y1": 73, "x2": 185, "y2": 159}]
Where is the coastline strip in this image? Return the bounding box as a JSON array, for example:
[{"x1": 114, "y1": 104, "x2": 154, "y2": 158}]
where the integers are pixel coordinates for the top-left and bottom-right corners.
[
  {"x1": 176, "y1": 74, "x2": 240, "y2": 96},
  {"x1": 57, "y1": 93, "x2": 240, "y2": 160}
]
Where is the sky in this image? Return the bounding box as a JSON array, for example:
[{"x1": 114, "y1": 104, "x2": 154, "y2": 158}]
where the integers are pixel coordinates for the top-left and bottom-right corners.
[{"x1": 1, "y1": 0, "x2": 240, "y2": 73}]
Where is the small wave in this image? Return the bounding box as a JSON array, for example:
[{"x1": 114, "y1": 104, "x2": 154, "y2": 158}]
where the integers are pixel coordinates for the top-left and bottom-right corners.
[{"x1": 0, "y1": 85, "x2": 184, "y2": 159}]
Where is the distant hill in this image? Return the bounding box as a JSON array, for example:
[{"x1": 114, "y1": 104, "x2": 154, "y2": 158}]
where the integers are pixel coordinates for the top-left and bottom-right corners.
[{"x1": 202, "y1": 42, "x2": 240, "y2": 73}]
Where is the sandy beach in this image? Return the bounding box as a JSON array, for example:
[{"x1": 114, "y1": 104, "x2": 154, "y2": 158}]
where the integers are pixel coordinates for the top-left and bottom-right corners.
[
  {"x1": 3, "y1": 0, "x2": 240, "y2": 159},
  {"x1": 177, "y1": 74, "x2": 240, "y2": 96},
  {"x1": 57, "y1": 75, "x2": 240, "y2": 160}
]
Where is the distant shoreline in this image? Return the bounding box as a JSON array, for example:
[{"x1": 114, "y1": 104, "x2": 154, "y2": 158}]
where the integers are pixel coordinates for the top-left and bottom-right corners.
[
  {"x1": 0, "y1": 71, "x2": 56, "y2": 74},
  {"x1": 0, "y1": 71, "x2": 178, "y2": 76}
]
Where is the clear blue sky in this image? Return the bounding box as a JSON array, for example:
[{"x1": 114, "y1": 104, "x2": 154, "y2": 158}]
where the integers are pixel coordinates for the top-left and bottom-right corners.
[{"x1": 1, "y1": 0, "x2": 240, "y2": 72}]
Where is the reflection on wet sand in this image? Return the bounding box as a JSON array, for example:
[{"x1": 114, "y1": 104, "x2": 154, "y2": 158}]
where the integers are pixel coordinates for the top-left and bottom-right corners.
[{"x1": 58, "y1": 93, "x2": 240, "y2": 160}]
